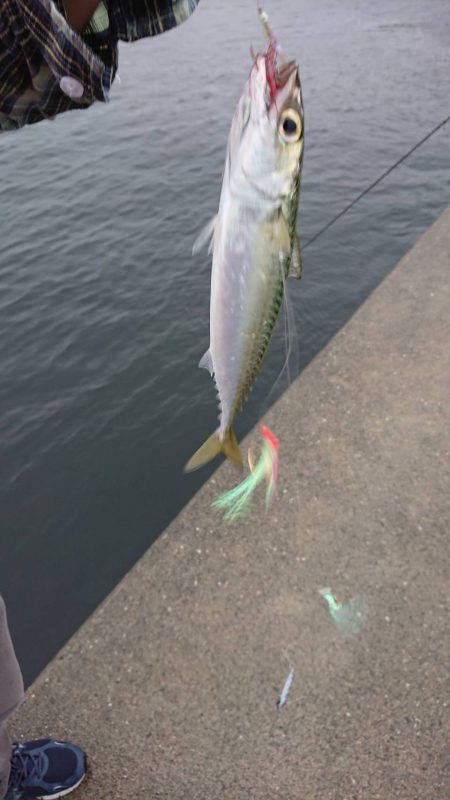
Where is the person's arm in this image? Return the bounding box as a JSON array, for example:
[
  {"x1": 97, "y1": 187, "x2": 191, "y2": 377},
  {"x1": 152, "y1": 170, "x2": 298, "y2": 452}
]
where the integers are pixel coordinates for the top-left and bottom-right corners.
[
  {"x1": 61, "y1": 0, "x2": 102, "y2": 33},
  {"x1": 1, "y1": 0, "x2": 200, "y2": 133}
]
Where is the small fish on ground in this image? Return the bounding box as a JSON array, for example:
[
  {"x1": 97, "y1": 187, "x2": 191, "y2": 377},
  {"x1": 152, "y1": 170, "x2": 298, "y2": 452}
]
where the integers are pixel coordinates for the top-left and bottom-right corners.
[
  {"x1": 211, "y1": 425, "x2": 279, "y2": 520},
  {"x1": 277, "y1": 666, "x2": 295, "y2": 710},
  {"x1": 319, "y1": 587, "x2": 368, "y2": 634},
  {"x1": 185, "y1": 7, "x2": 304, "y2": 472}
]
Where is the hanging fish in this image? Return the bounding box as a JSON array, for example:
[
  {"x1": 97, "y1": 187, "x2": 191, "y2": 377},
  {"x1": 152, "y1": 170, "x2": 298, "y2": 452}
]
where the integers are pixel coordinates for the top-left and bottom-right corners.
[{"x1": 185, "y1": 8, "x2": 304, "y2": 472}]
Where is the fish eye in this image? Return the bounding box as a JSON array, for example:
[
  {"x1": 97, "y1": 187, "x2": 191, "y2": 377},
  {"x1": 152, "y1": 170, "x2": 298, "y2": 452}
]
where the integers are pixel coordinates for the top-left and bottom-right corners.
[{"x1": 278, "y1": 108, "x2": 302, "y2": 143}]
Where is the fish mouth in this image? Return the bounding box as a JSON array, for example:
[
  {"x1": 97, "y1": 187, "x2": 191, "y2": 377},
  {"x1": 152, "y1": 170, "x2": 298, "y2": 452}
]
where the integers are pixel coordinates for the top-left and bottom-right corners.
[
  {"x1": 276, "y1": 59, "x2": 298, "y2": 88},
  {"x1": 264, "y1": 45, "x2": 298, "y2": 104}
]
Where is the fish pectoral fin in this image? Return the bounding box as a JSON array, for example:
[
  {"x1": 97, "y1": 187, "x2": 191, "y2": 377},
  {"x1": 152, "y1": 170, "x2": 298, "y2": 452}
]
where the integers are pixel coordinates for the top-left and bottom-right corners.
[
  {"x1": 184, "y1": 428, "x2": 243, "y2": 472},
  {"x1": 192, "y1": 215, "x2": 218, "y2": 255},
  {"x1": 198, "y1": 348, "x2": 214, "y2": 376},
  {"x1": 266, "y1": 210, "x2": 291, "y2": 264},
  {"x1": 289, "y1": 233, "x2": 303, "y2": 279},
  {"x1": 272, "y1": 211, "x2": 291, "y2": 255}
]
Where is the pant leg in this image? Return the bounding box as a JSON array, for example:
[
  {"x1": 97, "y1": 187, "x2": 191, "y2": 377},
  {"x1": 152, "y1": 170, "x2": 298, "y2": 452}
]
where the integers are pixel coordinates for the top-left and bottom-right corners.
[
  {"x1": 0, "y1": 727, "x2": 12, "y2": 800},
  {"x1": 0, "y1": 596, "x2": 24, "y2": 799}
]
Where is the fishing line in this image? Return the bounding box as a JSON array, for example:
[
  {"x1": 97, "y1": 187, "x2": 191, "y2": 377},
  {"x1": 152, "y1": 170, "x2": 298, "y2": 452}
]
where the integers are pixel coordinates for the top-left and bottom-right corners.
[
  {"x1": 283, "y1": 286, "x2": 292, "y2": 389},
  {"x1": 303, "y1": 113, "x2": 450, "y2": 249},
  {"x1": 259, "y1": 275, "x2": 299, "y2": 419},
  {"x1": 267, "y1": 114, "x2": 449, "y2": 498},
  {"x1": 263, "y1": 113, "x2": 450, "y2": 410}
]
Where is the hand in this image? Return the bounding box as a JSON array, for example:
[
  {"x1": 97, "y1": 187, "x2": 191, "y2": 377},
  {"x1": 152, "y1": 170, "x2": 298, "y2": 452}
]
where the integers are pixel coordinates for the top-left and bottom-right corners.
[{"x1": 61, "y1": 0, "x2": 102, "y2": 32}]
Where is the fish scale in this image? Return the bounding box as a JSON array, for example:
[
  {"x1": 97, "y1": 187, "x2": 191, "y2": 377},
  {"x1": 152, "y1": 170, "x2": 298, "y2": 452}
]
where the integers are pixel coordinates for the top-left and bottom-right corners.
[{"x1": 231, "y1": 271, "x2": 285, "y2": 421}]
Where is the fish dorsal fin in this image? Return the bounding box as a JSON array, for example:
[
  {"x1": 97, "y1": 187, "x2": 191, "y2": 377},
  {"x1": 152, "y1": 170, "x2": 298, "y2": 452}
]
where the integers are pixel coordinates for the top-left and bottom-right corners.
[
  {"x1": 198, "y1": 348, "x2": 214, "y2": 375},
  {"x1": 192, "y1": 215, "x2": 218, "y2": 255},
  {"x1": 289, "y1": 233, "x2": 303, "y2": 279}
]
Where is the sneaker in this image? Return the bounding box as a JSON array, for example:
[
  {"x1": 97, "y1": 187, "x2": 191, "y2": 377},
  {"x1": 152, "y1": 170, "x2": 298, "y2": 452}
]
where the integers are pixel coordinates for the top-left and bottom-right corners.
[{"x1": 5, "y1": 739, "x2": 86, "y2": 799}]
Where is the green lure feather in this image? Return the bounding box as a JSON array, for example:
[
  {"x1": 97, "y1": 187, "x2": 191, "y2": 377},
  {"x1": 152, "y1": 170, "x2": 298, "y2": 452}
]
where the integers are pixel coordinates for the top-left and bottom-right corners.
[{"x1": 212, "y1": 426, "x2": 279, "y2": 521}]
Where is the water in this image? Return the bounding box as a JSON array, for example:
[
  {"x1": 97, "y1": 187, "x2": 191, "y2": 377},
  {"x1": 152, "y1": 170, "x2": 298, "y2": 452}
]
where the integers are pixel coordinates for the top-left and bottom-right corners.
[{"x1": 1, "y1": 0, "x2": 449, "y2": 686}]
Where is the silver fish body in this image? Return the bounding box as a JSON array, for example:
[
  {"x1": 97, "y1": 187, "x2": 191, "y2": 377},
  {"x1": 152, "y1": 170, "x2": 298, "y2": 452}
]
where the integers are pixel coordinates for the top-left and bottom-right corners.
[{"x1": 185, "y1": 34, "x2": 304, "y2": 472}]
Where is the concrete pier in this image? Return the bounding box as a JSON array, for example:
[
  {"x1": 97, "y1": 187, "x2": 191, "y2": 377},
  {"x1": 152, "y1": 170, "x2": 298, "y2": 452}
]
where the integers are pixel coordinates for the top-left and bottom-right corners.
[{"x1": 10, "y1": 207, "x2": 450, "y2": 799}]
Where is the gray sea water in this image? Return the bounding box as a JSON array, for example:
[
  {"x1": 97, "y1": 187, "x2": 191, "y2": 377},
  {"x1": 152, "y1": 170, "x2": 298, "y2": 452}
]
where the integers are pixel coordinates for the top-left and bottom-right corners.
[{"x1": 1, "y1": 0, "x2": 449, "y2": 685}]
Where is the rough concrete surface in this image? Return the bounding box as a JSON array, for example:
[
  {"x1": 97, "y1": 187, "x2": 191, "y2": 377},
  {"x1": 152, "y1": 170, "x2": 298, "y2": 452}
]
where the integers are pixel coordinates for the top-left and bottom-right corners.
[{"x1": 11, "y1": 208, "x2": 450, "y2": 799}]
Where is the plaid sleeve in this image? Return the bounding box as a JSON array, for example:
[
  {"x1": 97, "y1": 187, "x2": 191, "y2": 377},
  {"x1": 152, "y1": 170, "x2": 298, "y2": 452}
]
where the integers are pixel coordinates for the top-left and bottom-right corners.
[
  {"x1": 0, "y1": 0, "x2": 199, "y2": 133},
  {"x1": 111, "y1": 0, "x2": 200, "y2": 41}
]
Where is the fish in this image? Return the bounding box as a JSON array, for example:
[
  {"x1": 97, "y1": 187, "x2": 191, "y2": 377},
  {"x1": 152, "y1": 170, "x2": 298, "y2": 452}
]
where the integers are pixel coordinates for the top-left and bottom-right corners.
[
  {"x1": 185, "y1": 9, "x2": 304, "y2": 472},
  {"x1": 277, "y1": 666, "x2": 295, "y2": 710}
]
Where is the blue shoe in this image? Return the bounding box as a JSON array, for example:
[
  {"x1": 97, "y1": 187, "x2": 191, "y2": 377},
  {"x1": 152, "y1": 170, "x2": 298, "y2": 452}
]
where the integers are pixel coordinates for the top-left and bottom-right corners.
[{"x1": 5, "y1": 739, "x2": 86, "y2": 799}]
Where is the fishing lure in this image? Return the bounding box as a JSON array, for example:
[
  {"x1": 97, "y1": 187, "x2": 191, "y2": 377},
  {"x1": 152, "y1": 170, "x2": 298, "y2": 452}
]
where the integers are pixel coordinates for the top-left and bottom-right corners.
[
  {"x1": 277, "y1": 666, "x2": 294, "y2": 710},
  {"x1": 319, "y1": 587, "x2": 368, "y2": 634},
  {"x1": 211, "y1": 426, "x2": 279, "y2": 521}
]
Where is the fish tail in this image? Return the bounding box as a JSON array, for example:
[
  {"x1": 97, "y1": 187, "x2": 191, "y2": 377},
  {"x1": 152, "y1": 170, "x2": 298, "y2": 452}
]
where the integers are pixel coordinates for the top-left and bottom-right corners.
[{"x1": 184, "y1": 427, "x2": 243, "y2": 472}]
